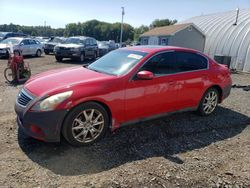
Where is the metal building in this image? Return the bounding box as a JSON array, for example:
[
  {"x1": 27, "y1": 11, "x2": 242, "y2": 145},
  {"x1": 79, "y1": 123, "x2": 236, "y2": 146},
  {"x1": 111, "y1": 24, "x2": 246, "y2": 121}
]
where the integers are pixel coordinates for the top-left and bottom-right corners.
[
  {"x1": 140, "y1": 23, "x2": 205, "y2": 52},
  {"x1": 181, "y1": 9, "x2": 250, "y2": 72}
]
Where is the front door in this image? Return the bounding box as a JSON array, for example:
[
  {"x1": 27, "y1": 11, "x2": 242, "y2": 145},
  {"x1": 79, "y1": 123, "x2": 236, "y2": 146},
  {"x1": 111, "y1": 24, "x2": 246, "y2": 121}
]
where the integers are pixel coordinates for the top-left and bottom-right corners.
[
  {"x1": 20, "y1": 39, "x2": 30, "y2": 55},
  {"x1": 124, "y1": 51, "x2": 180, "y2": 122}
]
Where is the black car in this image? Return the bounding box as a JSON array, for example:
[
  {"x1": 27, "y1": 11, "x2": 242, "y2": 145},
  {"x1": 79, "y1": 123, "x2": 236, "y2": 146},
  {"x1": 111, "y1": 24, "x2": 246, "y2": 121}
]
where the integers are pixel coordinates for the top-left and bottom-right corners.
[
  {"x1": 0, "y1": 32, "x2": 28, "y2": 41},
  {"x1": 44, "y1": 37, "x2": 66, "y2": 54},
  {"x1": 54, "y1": 36, "x2": 98, "y2": 62},
  {"x1": 98, "y1": 41, "x2": 110, "y2": 56}
]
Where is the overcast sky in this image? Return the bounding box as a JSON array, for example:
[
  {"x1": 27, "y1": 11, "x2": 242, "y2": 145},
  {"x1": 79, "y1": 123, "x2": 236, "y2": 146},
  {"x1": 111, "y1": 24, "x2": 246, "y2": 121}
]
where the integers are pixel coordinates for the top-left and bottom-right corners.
[{"x1": 0, "y1": 0, "x2": 249, "y2": 28}]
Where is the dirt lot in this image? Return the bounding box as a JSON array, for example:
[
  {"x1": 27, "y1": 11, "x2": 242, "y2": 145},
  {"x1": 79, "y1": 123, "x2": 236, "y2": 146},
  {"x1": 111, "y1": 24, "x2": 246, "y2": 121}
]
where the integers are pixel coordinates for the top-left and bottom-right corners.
[{"x1": 0, "y1": 55, "x2": 249, "y2": 188}]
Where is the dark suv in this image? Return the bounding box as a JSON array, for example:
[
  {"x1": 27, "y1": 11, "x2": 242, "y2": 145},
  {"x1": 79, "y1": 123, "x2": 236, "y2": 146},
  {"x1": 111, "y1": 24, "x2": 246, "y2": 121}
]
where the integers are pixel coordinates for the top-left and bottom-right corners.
[
  {"x1": 44, "y1": 37, "x2": 66, "y2": 54},
  {"x1": 54, "y1": 36, "x2": 98, "y2": 62}
]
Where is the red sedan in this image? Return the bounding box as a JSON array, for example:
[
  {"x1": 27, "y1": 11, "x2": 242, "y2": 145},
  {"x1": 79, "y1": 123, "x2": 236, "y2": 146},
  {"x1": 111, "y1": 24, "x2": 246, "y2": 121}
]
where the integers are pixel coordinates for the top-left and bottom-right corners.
[{"x1": 15, "y1": 46, "x2": 232, "y2": 146}]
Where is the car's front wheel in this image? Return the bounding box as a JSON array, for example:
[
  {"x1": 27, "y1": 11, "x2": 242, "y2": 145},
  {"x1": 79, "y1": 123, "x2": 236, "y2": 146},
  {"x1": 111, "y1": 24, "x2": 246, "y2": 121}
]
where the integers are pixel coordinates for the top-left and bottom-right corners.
[
  {"x1": 79, "y1": 53, "x2": 85, "y2": 62},
  {"x1": 198, "y1": 87, "x2": 219, "y2": 116},
  {"x1": 62, "y1": 102, "x2": 109, "y2": 146},
  {"x1": 55, "y1": 56, "x2": 63, "y2": 62},
  {"x1": 36, "y1": 49, "x2": 42, "y2": 57}
]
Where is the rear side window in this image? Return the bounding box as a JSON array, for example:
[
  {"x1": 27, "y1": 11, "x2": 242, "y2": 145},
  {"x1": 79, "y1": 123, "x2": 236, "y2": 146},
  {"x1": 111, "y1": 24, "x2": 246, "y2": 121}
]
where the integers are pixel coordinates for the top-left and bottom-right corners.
[{"x1": 175, "y1": 51, "x2": 208, "y2": 71}]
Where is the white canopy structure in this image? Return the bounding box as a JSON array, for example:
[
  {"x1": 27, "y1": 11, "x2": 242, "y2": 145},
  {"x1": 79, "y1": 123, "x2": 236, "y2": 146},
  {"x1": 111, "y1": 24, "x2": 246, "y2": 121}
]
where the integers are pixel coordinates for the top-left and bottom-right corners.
[{"x1": 181, "y1": 9, "x2": 250, "y2": 72}]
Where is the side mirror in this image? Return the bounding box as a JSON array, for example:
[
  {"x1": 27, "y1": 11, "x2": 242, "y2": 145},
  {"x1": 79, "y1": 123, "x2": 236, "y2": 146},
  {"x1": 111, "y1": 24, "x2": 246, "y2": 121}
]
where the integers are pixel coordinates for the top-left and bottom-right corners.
[
  {"x1": 137, "y1": 70, "x2": 154, "y2": 80},
  {"x1": 20, "y1": 43, "x2": 24, "y2": 46}
]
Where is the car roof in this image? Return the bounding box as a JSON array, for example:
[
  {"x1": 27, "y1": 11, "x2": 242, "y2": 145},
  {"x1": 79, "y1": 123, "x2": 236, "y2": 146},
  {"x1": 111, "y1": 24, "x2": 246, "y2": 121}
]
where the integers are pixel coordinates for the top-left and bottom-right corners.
[
  {"x1": 122, "y1": 45, "x2": 201, "y2": 54},
  {"x1": 69, "y1": 36, "x2": 95, "y2": 40},
  {"x1": 4, "y1": 37, "x2": 34, "y2": 41}
]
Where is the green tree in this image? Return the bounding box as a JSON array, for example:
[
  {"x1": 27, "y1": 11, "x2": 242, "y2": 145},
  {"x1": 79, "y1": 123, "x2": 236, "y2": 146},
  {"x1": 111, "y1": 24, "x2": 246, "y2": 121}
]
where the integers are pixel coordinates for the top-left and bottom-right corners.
[{"x1": 150, "y1": 19, "x2": 177, "y2": 28}]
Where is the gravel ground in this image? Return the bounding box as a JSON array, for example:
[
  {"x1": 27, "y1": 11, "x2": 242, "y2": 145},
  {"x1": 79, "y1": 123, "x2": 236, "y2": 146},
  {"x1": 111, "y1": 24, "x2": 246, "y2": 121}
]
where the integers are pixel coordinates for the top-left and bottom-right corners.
[{"x1": 0, "y1": 55, "x2": 249, "y2": 188}]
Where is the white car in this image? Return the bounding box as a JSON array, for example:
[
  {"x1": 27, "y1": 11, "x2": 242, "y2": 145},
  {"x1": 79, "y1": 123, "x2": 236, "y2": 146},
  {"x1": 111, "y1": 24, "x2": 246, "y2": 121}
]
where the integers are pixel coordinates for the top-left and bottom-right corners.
[{"x1": 0, "y1": 37, "x2": 44, "y2": 58}]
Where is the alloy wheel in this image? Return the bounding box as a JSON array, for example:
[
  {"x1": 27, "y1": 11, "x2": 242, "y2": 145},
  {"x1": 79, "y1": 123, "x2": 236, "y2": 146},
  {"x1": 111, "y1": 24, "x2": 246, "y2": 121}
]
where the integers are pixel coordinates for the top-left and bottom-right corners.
[
  {"x1": 202, "y1": 91, "x2": 218, "y2": 114},
  {"x1": 72, "y1": 109, "x2": 104, "y2": 143}
]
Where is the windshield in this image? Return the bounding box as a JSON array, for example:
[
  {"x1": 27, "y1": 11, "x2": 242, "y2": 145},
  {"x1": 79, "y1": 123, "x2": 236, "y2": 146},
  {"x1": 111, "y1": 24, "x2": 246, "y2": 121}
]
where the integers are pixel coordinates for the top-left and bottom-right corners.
[
  {"x1": 0, "y1": 38, "x2": 20, "y2": 45},
  {"x1": 88, "y1": 50, "x2": 148, "y2": 76},
  {"x1": 65, "y1": 38, "x2": 84, "y2": 44}
]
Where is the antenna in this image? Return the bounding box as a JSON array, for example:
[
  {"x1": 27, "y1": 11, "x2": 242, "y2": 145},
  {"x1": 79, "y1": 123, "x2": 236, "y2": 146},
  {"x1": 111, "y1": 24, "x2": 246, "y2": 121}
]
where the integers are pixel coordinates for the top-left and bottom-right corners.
[{"x1": 233, "y1": 8, "x2": 239, "y2": 26}]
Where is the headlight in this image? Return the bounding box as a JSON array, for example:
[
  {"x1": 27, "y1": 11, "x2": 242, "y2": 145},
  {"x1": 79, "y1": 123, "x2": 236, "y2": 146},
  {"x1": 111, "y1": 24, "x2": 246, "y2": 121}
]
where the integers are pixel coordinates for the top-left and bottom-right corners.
[{"x1": 31, "y1": 91, "x2": 73, "y2": 111}]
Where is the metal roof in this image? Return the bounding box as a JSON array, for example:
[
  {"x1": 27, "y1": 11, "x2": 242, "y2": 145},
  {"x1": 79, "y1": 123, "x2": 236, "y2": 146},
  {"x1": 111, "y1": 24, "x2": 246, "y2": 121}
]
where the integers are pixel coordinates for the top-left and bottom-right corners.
[
  {"x1": 141, "y1": 23, "x2": 194, "y2": 37},
  {"x1": 180, "y1": 9, "x2": 250, "y2": 72}
]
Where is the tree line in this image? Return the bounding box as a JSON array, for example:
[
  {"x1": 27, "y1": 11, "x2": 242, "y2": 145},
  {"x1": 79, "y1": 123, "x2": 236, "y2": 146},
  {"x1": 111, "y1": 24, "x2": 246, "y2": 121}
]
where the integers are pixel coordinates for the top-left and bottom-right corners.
[{"x1": 0, "y1": 19, "x2": 177, "y2": 42}]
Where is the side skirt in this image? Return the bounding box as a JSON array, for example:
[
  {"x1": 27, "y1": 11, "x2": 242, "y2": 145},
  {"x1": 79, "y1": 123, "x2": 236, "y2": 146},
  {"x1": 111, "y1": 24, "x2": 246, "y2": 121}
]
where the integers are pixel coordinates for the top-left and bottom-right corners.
[{"x1": 120, "y1": 107, "x2": 197, "y2": 128}]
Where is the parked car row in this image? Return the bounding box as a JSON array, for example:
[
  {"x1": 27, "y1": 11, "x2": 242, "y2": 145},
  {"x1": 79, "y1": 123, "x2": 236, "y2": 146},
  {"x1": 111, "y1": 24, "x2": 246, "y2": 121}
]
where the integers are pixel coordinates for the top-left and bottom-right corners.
[{"x1": 0, "y1": 32, "x2": 122, "y2": 61}]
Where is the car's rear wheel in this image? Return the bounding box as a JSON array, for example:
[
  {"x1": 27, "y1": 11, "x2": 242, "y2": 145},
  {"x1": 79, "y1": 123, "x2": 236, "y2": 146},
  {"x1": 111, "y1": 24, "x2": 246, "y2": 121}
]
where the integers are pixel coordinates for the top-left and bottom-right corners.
[
  {"x1": 198, "y1": 88, "x2": 219, "y2": 116},
  {"x1": 36, "y1": 49, "x2": 42, "y2": 57},
  {"x1": 55, "y1": 56, "x2": 63, "y2": 62},
  {"x1": 62, "y1": 102, "x2": 109, "y2": 146}
]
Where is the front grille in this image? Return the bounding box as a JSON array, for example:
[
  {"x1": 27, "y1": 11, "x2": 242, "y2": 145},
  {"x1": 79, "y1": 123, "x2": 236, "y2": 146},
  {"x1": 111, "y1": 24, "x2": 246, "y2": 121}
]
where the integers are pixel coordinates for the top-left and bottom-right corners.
[{"x1": 17, "y1": 89, "x2": 33, "y2": 107}]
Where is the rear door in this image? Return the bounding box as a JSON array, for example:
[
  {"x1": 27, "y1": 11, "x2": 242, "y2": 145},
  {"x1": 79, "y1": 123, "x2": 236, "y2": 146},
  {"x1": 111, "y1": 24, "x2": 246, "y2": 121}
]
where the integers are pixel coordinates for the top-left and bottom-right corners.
[
  {"x1": 174, "y1": 51, "x2": 209, "y2": 109},
  {"x1": 28, "y1": 39, "x2": 38, "y2": 55}
]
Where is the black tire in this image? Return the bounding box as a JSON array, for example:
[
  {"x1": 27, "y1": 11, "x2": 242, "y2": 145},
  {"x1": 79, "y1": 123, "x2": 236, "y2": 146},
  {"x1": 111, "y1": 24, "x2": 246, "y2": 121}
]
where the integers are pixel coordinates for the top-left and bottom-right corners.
[
  {"x1": 44, "y1": 50, "x2": 49, "y2": 55},
  {"x1": 78, "y1": 53, "x2": 85, "y2": 62},
  {"x1": 4, "y1": 67, "x2": 15, "y2": 83},
  {"x1": 92, "y1": 51, "x2": 97, "y2": 60},
  {"x1": 62, "y1": 102, "x2": 110, "y2": 146},
  {"x1": 55, "y1": 56, "x2": 63, "y2": 62},
  {"x1": 197, "y1": 87, "x2": 219, "y2": 116},
  {"x1": 36, "y1": 49, "x2": 42, "y2": 57}
]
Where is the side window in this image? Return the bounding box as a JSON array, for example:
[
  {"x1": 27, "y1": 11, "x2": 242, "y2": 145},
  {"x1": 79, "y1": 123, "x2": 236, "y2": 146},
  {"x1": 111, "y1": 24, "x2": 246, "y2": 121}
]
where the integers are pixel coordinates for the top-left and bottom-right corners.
[
  {"x1": 92, "y1": 39, "x2": 97, "y2": 46},
  {"x1": 175, "y1": 51, "x2": 208, "y2": 71},
  {"x1": 29, "y1": 40, "x2": 36, "y2": 45},
  {"x1": 141, "y1": 52, "x2": 178, "y2": 76},
  {"x1": 21, "y1": 40, "x2": 30, "y2": 45},
  {"x1": 89, "y1": 39, "x2": 93, "y2": 45}
]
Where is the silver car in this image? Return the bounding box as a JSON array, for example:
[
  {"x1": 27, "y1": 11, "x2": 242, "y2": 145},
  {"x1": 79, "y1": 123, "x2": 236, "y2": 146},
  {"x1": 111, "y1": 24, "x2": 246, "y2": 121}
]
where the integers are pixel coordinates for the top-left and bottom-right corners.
[{"x1": 0, "y1": 37, "x2": 44, "y2": 57}]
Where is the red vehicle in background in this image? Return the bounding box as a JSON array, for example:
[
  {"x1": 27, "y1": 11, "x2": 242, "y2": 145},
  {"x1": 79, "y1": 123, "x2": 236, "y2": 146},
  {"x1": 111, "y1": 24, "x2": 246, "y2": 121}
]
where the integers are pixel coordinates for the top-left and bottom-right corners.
[{"x1": 15, "y1": 46, "x2": 232, "y2": 146}]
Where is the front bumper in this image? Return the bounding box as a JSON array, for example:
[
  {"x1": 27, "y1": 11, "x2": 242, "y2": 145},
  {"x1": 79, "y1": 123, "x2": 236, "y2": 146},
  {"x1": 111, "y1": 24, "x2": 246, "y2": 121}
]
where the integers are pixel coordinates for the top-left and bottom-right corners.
[
  {"x1": 0, "y1": 49, "x2": 8, "y2": 57},
  {"x1": 55, "y1": 50, "x2": 81, "y2": 58},
  {"x1": 15, "y1": 101, "x2": 68, "y2": 142}
]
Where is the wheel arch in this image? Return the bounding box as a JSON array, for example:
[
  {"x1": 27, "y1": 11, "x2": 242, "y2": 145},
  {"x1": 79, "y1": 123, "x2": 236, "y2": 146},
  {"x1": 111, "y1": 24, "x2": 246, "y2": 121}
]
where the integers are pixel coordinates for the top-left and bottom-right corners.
[
  {"x1": 61, "y1": 100, "x2": 113, "y2": 134},
  {"x1": 206, "y1": 85, "x2": 223, "y2": 103}
]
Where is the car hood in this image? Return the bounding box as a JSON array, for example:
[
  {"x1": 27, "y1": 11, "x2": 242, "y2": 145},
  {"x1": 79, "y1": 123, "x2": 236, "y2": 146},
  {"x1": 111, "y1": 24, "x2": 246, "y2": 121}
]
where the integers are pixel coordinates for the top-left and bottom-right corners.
[
  {"x1": 56, "y1": 43, "x2": 83, "y2": 48},
  {"x1": 24, "y1": 66, "x2": 115, "y2": 96},
  {"x1": 0, "y1": 43, "x2": 19, "y2": 49}
]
